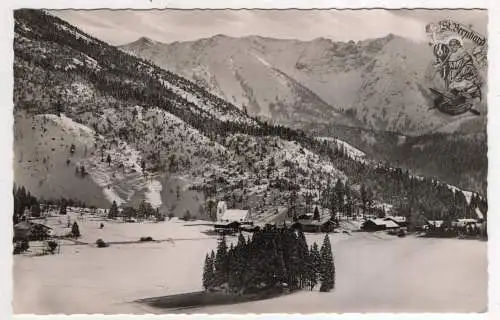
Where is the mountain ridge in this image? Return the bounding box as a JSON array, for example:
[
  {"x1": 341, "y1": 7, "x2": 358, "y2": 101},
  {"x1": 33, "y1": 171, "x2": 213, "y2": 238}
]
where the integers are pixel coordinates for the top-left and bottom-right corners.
[{"x1": 119, "y1": 32, "x2": 486, "y2": 136}]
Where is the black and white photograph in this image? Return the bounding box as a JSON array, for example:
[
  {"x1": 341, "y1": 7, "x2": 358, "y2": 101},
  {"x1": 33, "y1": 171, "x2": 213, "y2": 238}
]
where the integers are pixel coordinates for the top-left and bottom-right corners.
[{"x1": 10, "y1": 6, "x2": 489, "y2": 315}]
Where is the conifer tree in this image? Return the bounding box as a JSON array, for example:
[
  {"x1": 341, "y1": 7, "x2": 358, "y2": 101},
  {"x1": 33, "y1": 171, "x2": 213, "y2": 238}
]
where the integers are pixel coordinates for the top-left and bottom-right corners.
[
  {"x1": 31, "y1": 200, "x2": 41, "y2": 218},
  {"x1": 288, "y1": 189, "x2": 299, "y2": 219},
  {"x1": 308, "y1": 242, "x2": 321, "y2": 290},
  {"x1": 247, "y1": 229, "x2": 270, "y2": 290},
  {"x1": 237, "y1": 232, "x2": 246, "y2": 247},
  {"x1": 281, "y1": 229, "x2": 301, "y2": 290},
  {"x1": 264, "y1": 237, "x2": 284, "y2": 287},
  {"x1": 226, "y1": 246, "x2": 235, "y2": 289},
  {"x1": 335, "y1": 179, "x2": 345, "y2": 213},
  {"x1": 313, "y1": 206, "x2": 320, "y2": 221},
  {"x1": 361, "y1": 184, "x2": 368, "y2": 218},
  {"x1": 243, "y1": 232, "x2": 259, "y2": 291},
  {"x1": 319, "y1": 234, "x2": 335, "y2": 292},
  {"x1": 229, "y1": 235, "x2": 246, "y2": 292},
  {"x1": 213, "y1": 235, "x2": 229, "y2": 288},
  {"x1": 210, "y1": 250, "x2": 215, "y2": 265},
  {"x1": 202, "y1": 253, "x2": 214, "y2": 291},
  {"x1": 297, "y1": 230, "x2": 310, "y2": 288},
  {"x1": 71, "y1": 221, "x2": 81, "y2": 238},
  {"x1": 108, "y1": 200, "x2": 118, "y2": 219},
  {"x1": 273, "y1": 232, "x2": 288, "y2": 287}
]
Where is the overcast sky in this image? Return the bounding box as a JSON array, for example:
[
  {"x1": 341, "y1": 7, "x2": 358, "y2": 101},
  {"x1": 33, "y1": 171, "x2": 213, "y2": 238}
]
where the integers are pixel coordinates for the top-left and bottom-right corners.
[{"x1": 51, "y1": 9, "x2": 487, "y2": 45}]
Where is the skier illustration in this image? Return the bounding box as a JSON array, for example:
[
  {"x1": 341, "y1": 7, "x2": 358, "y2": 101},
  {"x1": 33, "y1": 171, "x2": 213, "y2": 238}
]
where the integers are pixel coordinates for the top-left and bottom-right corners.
[{"x1": 429, "y1": 38, "x2": 483, "y2": 116}]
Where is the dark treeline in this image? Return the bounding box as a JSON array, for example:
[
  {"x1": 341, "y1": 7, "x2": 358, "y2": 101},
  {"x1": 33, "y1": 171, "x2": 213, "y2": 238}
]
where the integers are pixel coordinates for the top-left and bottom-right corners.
[
  {"x1": 13, "y1": 9, "x2": 488, "y2": 224},
  {"x1": 312, "y1": 123, "x2": 487, "y2": 197},
  {"x1": 109, "y1": 200, "x2": 165, "y2": 221},
  {"x1": 391, "y1": 132, "x2": 487, "y2": 196},
  {"x1": 318, "y1": 143, "x2": 488, "y2": 224},
  {"x1": 13, "y1": 184, "x2": 88, "y2": 224},
  {"x1": 13, "y1": 185, "x2": 39, "y2": 223},
  {"x1": 203, "y1": 227, "x2": 335, "y2": 294}
]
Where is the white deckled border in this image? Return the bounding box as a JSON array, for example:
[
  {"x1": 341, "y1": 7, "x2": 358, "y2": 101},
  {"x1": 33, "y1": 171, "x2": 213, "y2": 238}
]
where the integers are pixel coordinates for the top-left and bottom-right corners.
[{"x1": 1, "y1": 1, "x2": 497, "y2": 320}]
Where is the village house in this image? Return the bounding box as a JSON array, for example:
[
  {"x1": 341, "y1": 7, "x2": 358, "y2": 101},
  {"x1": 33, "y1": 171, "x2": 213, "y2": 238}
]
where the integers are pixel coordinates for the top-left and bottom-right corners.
[
  {"x1": 214, "y1": 201, "x2": 251, "y2": 234},
  {"x1": 361, "y1": 218, "x2": 400, "y2": 231},
  {"x1": 453, "y1": 218, "x2": 481, "y2": 236},
  {"x1": 13, "y1": 221, "x2": 53, "y2": 241},
  {"x1": 453, "y1": 218, "x2": 478, "y2": 228},
  {"x1": 291, "y1": 214, "x2": 336, "y2": 233},
  {"x1": 425, "y1": 220, "x2": 445, "y2": 229}
]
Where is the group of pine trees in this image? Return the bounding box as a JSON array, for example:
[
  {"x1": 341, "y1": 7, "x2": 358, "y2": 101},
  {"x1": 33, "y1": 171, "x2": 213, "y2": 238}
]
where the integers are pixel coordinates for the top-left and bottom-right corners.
[
  {"x1": 203, "y1": 227, "x2": 335, "y2": 295},
  {"x1": 13, "y1": 185, "x2": 40, "y2": 223},
  {"x1": 110, "y1": 200, "x2": 164, "y2": 221},
  {"x1": 284, "y1": 177, "x2": 374, "y2": 222}
]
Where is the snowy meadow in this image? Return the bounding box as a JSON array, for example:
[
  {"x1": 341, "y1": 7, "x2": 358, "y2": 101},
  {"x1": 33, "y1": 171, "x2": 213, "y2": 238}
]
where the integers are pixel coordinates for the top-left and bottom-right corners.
[{"x1": 13, "y1": 210, "x2": 487, "y2": 314}]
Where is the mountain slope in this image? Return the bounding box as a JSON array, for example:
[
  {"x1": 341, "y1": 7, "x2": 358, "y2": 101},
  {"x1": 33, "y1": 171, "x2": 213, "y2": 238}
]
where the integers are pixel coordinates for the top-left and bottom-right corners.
[
  {"x1": 13, "y1": 10, "x2": 348, "y2": 216},
  {"x1": 120, "y1": 36, "x2": 362, "y2": 128},
  {"x1": 14, "y1": 112, "x2": 158, "y2": 208},
  {"x1": 119, "y1": 34, "x2": 486, "y2": 136}
]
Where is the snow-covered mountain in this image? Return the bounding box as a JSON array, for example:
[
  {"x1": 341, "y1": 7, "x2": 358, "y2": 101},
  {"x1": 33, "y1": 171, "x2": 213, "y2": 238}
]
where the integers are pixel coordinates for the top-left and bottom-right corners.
[
  {"x1": 120, "y1": 34, "x2": 486, "y2": 136},
  {"x1": 119, "y1": 33, "x2": 487, "y2": 194},
  {"x1": 14, "y1": 10, "x2": 486, "y2": 221},
  {"x1": 13, "y1": 10, "x2": 347, "y2": 217}
]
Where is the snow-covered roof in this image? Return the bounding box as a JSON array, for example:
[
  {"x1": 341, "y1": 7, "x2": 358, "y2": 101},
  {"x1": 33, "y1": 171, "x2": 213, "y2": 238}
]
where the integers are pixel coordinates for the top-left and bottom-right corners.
[
  {"x1": 383, "y1": 220, "x2": 400, "y2": 229},
  {"x1": 384, "y1": 216, "x2": 407, "y2": 223},
  {"x1": 367, "y1": 219, "x2": 387, "y2": 226},
  {"x1": 219, "y1": 209, "x2": 249, "y2": 222},
  {"x1": 454, "y1": 219, "x2": 478, "y2": 227},
  {"x1": 365, "y1": 219, "x2": 399, "y2": 228},
  {"x1": 14, "y1": 221, "x2": 53, "y2": 231}
]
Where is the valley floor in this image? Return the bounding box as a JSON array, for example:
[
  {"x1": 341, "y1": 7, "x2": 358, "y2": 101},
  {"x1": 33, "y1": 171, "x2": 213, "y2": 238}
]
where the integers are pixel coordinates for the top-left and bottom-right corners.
[{"x1": 13, "y1": 213, "x2": 487, "y2": 314}]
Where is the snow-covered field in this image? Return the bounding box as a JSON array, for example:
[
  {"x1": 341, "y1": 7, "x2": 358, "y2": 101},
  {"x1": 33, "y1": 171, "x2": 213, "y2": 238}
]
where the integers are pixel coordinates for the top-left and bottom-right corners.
[{"x1": 13, "y1": 213, "x2": 487, "y2": 314}]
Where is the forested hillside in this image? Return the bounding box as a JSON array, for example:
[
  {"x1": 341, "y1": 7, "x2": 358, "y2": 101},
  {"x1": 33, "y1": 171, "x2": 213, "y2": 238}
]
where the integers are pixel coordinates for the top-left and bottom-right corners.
[{"x1": 309, "y1": 123, "x2": 487, "y2": 195}]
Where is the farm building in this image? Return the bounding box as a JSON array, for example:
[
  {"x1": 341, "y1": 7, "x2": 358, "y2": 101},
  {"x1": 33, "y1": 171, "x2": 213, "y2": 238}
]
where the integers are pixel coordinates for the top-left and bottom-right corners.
[
  {"x1": 425, "y1": 220, "x2": 445, "y2": 229},
  {"x1": 453, "y1": 218, "x2": 478, "y2": 229},
  {"x1": 361, "y1": 218, "x2": 400, "y2": 231},
  {"x1": 453, "y1": 219, "x2": 481, "y2": 236},
  {"x1": 291, "y1": 215, "x2": 336, "y2": 233},
  {"x1": 13, "y1": 221, "x2": 53, "y2": 241}
]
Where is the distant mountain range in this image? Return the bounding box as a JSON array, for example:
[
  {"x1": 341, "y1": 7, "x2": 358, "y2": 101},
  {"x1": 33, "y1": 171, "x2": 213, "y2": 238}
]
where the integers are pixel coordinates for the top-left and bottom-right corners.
[{"x1": 120, "y1": 34, "x2": 487, "y2": 136}]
